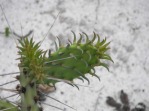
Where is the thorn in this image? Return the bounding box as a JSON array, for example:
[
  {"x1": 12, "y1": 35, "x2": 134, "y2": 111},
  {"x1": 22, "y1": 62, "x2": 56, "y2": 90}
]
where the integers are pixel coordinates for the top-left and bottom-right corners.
[
  {"x1": 93, "y1": 74, "x2": 100, "y2": 81},
  {"x1": 97, "y1": 34, "x2": 100, "y2": 42},
  {"x1": 42, "y1": 102, "x2": 64, "y2": 111},
  {"x1": 73, "y1": 84, "x2": 79, "y2": 90},
  {"x1": 47, "y1": 76, "x2": 88, "y2": 89},
  {"x1": 13, "y1": 30, "x2": 33, "y2": 38},
  {"x1": 100, "y1": 38, "x2": 107, "y2": 46},
  {"x1": 0, "y1": 80, "x2": 18, "y2": 86},
  {"x1": 89, "y1": 68, "x2": 100, "y2": 81},
  {"x1": 91, "y1": 32, "x2": 96, "y2": 43},
  {"x1": 76, "y1": 46, "x2": 83, "y2": 54},
  {"x1": 102, "y1": 54, "x2": 114, "y2": 63},
  {"x1": 102, "y1": 41, "x2": 110, "y2": 48},
  {"x1": 20, "y1": 21, "x2": 23, "y2": 37},
  {"x1": 68, "y1": 39, "x2": 72, "y2": 44},
  {"x1": 74, "y1": 83, "x2": 91, "y2": 88},
  {"x1": 0, "y1": 87, "x2": 17, "y2": 93},
  {"x1": 69, "y1": 53, "x2": 77, "y2": 60},
  {"x1": 78, "y1": 77, "x2": 84, "y2": 82},
  {"x1": 54, "y1": 41, "x2": 58, "y2": 51},
  {"x1": 57, "y1": 37, "x2": 62, "y2": 47},
  {"x1": 44, "y1": 56, "x2": 77, "y2": 64},
  {"x1": 1, "y1": 93, "x2": 18, "y2": 100},
  {"x1": 81, "y1": 59, "x2": 88, "y2": 67},
  {"x1": 86, "y1": 51, "x2": 91, "y2": 61},
  {"x1": 0, "y1": 72, "x2": 20, "y2": 76},
  {"x1": 74, "y1": 69, "x2": 90, "y2": 84},
  {"x1": 41, "y1": 11, "x2": 61, "y2": 44},
  {"x1": 40, "y1": 91, "x2": 77, "y2": 111},
  {"x1": 48, "y1": 49, "x2": 51, "y2": 58},
  {"x1": 99, "y1": 63, "x2": 109, "y2": 71},
  {"x1": 47, "y1": 77, "x2": 74, "y2": 86},
  {"x1": 82, "y1": 32, "x2": 89, "y2": 43},
  {"x1": 77, "y1": 33, "x2": 83, "y2": 44},
  {"x1": 71, "y1": 31, "x2": 76, "y2": 43}
]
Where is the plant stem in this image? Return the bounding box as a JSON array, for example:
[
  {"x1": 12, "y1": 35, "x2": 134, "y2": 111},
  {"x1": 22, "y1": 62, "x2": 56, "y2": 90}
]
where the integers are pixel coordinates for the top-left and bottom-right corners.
[{"x1": 19, "y1": 67, "x2": 40, "y2": 111}]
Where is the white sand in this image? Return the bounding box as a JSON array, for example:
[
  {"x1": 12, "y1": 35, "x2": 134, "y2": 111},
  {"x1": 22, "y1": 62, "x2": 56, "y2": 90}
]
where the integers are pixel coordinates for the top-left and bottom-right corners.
[{"x1": 0, "y1": 0, "x2": 149, "y2": 111}]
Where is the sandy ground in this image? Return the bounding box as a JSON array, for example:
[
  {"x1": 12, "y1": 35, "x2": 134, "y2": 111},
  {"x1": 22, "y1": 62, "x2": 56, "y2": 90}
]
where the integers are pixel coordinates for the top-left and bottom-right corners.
[{"x1": 0, "y1": 0, "x2": 149, "y2": 111}]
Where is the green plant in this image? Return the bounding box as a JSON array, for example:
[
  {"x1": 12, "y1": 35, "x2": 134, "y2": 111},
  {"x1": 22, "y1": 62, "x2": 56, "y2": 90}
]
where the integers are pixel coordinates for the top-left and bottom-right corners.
[
  {"x1": 0, "y1": 32, "x2": 112, "y2": 111},
  {"x1": 0, "y1": 100, "x2": 18, "y2": 111},
  {"x1": 5, "y1": 27, "x2": 10, "y2": 37}
]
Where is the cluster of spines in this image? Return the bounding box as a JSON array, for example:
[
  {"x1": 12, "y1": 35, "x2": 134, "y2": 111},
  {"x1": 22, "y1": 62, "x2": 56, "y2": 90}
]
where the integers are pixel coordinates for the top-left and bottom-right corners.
[{"x1": 17, "y1": 38, "x2": 46, "y2": 82}]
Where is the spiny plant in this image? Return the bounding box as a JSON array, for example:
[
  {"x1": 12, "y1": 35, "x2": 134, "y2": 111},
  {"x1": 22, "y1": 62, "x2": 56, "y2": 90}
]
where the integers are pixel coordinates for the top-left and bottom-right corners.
[{"x1": 0, "y1": 5, "x2": 113, "y2": 111}]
